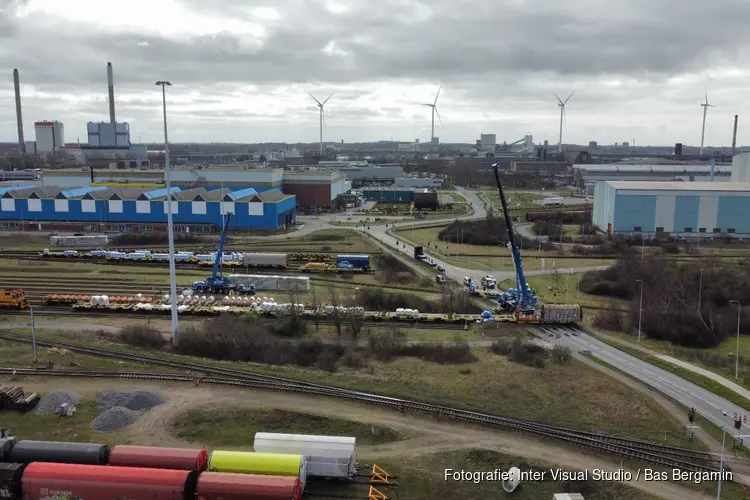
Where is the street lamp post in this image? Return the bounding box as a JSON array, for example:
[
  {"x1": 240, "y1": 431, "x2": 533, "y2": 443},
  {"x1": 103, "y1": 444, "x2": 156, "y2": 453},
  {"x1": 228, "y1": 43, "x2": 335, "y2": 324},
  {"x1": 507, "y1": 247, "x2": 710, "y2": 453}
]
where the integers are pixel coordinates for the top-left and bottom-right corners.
[
  {"x1": 155, "y1": 80, "x2": 179, "y2": 347},
  {"x1": 636, "y1": 279, "x2": 644, "y2": 342},
  {"x1": 729, "y1": 300, "x2": 741, "y2": 380},
  {"x1": 717, "y1": 410, "x2": 728, "y2": 499}
]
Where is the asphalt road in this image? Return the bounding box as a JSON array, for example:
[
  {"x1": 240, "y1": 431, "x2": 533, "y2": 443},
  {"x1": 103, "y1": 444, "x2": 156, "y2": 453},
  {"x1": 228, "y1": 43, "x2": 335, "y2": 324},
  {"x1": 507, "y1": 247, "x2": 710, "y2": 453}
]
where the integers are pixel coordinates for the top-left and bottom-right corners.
[{"x1": 536, "y1": 325, "x2": 750, "y2": 437}]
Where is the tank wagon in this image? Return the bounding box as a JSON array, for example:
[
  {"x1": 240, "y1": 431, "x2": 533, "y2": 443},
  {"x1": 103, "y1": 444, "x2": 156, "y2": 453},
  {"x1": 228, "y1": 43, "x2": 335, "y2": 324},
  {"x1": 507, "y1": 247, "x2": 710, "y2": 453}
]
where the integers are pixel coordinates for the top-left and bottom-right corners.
[
  {"x1": 208, "y1": 450, "x2": 307, "y2": 487},
  {"x1": 196, "y1": 472, "x2": 303, "y2": 500},
  {"x1": 21, "y1": 462, "x2": 198, "y2": 500},
  {"x1": 108, "y1": 445, "x2": 209, "y2": 472},
  {"x1": 9, "y1": 440, "x2": 109, "y2": 466},
  {"x1": 253, "y1": 433, "x2": 356, "y2": 479}
]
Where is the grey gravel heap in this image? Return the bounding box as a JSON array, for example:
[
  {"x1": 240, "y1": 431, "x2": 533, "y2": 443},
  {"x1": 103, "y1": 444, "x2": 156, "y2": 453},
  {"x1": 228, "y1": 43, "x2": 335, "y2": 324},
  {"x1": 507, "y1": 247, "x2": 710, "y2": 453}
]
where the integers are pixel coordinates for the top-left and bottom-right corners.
[
  {"x1": 90, "y1": 406, "x2": 142, "y2": 433},
  {"x1": 96, "y1": 390, "x2": 165, "y2": 412},
  {"x1": 35, "y1": 390, "x2": 80, "y2": 415}
]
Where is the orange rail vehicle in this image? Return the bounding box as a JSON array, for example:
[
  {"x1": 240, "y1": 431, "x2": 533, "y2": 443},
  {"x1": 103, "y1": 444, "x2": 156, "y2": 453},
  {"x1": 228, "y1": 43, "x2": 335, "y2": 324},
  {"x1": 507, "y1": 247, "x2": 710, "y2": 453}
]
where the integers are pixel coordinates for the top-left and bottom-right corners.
[{"x1": 0, "y1": 288, "x2": 29, "y2": 309}]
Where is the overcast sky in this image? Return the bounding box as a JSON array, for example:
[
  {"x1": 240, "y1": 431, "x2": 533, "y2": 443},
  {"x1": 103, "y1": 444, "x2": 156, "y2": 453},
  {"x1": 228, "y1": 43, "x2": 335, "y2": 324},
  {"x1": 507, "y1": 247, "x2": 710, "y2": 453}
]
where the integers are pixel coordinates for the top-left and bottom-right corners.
[{"x1": 2, "y1": 0, "x2": 750, "y2": 146}]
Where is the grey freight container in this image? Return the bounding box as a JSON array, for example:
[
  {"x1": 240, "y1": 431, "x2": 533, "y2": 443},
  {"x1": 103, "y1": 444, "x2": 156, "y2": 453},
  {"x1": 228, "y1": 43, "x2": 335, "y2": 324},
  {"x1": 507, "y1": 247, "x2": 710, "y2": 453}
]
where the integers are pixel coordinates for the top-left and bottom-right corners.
[
  {"x1": 540, "y1": 304, "x2": 582, "y2": 324},
  {"x1": 10, "y1": 440, "x2": 109, "y2": 465},
  {"x1": 0, "y1": 463, "x2": 25, "y2": 498}
]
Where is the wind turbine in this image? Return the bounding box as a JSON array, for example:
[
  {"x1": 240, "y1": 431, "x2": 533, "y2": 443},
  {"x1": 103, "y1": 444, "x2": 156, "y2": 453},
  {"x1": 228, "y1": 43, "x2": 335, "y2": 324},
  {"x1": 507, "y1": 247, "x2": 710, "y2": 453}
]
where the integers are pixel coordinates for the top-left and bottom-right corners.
[
  {"x1": 554, "y1": 91, "x2": 575, "y2": 154},
  {"x1": 422, "y1": 85, "x2": 443, "y2": 142},
  {"x1": 699, "y1": 86, "x2": 715, "y2": 155},
  {"x1": 309, "y1": 92, "x2": 333, "y2": 156}
]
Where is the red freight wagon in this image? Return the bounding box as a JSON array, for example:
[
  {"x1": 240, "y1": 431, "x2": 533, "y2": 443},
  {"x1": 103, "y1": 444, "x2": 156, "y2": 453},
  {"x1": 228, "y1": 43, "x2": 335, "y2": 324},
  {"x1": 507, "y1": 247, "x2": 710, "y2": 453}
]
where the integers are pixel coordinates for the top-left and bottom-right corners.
[
  {"x1": 21, "y1": 462, "x2": 198, "y2": 500},
  {"x1": 196, "y1": 472, "x2": 302, "y2": 500},
  {"x1": 108, "y1": 445, "x2": 209, "y2": 472}
]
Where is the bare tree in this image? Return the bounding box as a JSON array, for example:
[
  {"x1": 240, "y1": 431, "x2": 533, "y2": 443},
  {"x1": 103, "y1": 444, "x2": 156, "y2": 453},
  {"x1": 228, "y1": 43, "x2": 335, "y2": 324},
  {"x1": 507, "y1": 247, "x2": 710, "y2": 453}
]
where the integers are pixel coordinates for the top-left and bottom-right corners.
[
  {"x1": 550, "y1": 268, "x2": 562, "y2": 296},
  {"x1": 327, "y1": 284, "x2": 343, "y2": 339},
  {"x1": 309, "y1": 286, "x2": 321, "y2": 331}
]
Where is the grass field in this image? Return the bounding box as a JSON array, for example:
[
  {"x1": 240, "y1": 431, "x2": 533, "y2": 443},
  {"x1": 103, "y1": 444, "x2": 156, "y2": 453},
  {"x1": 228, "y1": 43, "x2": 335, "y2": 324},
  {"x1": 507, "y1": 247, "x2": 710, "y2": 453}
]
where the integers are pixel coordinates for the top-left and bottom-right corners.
[
  {"x1": 500, "y1": 273, "x2": 630, "y2": 311},
  {"x1": 0, "y1": 330, "x2": 707, "y2": 448},
  {"x1": 393, "y1": 226, "x2": 615, "y2": 270},
  {"x1": 172, "y1": 406, "x2": 404, "y2": 447}
]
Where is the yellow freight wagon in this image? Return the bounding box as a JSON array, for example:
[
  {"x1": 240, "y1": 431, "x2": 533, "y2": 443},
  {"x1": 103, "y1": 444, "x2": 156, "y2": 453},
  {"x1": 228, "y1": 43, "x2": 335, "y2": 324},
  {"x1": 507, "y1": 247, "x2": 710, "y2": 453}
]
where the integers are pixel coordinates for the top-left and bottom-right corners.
[{"x1": 208, "y1": 450, "x2": 307, "y2": 486}]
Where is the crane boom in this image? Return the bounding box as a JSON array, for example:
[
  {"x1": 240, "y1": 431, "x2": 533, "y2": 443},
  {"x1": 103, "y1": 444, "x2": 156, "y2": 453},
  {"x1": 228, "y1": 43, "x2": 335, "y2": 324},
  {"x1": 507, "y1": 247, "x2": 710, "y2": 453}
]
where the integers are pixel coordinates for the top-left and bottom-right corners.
[
  {"x1": 491, "y1": 162, "x2": 536, "y2": 314},
  {"x1": 211, "y1": 211, "x2": 232, "y2": 282}
]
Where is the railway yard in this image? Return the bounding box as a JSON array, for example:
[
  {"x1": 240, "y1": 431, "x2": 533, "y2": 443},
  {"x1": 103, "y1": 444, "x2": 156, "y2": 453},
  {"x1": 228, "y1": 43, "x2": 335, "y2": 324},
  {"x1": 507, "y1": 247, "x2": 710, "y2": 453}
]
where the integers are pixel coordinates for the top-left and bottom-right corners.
[{"x1": 1, "y1": 198, "x2": 750, "y2": 499}]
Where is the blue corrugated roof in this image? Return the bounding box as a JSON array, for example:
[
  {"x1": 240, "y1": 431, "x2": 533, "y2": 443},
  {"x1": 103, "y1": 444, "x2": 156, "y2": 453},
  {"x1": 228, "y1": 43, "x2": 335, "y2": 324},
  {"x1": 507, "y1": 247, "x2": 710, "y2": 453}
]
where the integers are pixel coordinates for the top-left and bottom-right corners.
[
  {"x1": 0, "y1": 184, "x2": 37, "y2": 196},
  {"x1": 224, "y1": 187, "x2": 258, "y2": 201},
  {"x1": 142, "y1": 186, "x2": 181, "y2": 200},
  {"x1": 59, "y1": 185, "x2": 109, "y2": 199}
]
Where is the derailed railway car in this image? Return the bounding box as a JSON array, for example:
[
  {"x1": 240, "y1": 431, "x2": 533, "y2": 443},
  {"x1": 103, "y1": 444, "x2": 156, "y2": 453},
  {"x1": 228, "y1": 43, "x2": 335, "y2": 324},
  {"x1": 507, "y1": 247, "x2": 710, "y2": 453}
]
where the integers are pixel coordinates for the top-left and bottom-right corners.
[
  {"x1": 20, "y1": 462, "x2": 199, "y2": 500},
  {"x1": 243, "y1": 253, "x2": 289, "y2": 269},
  {"x1": 108, "y1": 445, "x2": 209, "y2": 472},
  {"x1": 0, "y1": 463, "x2": 24, "y2": 499},
  {"x1": 208, "y1": 450, "x2": 307, "y2": 487},
  {"x1": 9, "y1": 440, "x2": 109, "y2": 466},
  {"x1": 253, "y1": 433, "x2": 356, "y2": 479},
  {"x1": 196, "y1": 472, "x2": 303, "y2": 500}
]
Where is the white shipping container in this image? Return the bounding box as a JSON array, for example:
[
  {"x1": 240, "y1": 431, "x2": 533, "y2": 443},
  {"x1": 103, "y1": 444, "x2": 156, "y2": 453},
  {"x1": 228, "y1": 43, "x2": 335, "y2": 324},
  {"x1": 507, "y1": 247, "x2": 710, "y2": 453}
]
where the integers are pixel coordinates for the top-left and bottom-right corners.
[
  {"x1": 542, "y1": 197, "x2": 564, "y2": 206},
  {"x1": 229, "y1": 274, "x2": 309, "y2": 292},
  {"x1": 50, "y1": 235, "x2": 109, "y2": 247},
  {"x1": 243, "y1": 252, "x2": 288, "y2": 267}
]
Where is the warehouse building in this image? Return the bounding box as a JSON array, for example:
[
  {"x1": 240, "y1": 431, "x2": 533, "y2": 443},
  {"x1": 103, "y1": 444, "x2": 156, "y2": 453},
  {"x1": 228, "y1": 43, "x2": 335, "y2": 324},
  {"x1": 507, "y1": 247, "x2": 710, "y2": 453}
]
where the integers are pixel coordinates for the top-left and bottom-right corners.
[
  {"x1": 42, "y1": 168, "x2": 349, "y2": 209},
  {"x1": 574, "y1": 163, "x2": 732, "y2": 194},
  {"x1": 361, "y1": 187, "x2": 439, "y2": 208},
  {"x1": 0, "y1": 185, "x2": 295, "y2": 232},
  {"x1": 592, "y1": 181, "x2": 750, "y2": 237}
]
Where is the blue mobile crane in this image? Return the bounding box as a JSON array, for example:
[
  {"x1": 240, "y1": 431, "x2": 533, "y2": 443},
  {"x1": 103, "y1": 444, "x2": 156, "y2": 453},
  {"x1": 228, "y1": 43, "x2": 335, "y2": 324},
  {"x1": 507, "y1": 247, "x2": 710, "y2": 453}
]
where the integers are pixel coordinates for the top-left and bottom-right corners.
[
  {"x1": 491, "y1": 162, "x2": 537, "y2": 315},
  {"x1": 192, "y1": 212, "x2": 255, "y2": 295}
]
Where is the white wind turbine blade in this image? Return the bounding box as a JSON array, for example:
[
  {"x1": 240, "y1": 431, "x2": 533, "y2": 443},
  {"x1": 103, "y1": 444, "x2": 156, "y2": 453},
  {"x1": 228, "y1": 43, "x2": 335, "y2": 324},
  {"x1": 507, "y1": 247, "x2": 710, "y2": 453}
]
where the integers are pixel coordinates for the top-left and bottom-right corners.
[
  {"x1": 434, "y1": 106, "x2": 444, "y2": 127},
  {"x1": 433, "y1": 84, "x2": 442, "y2": 106},
  {"x1": 322, "y1": 92, "x2": 334, "y2": 105},
  {"x1": 308, "y1": 93, "x2": 322, "y2": 106},
  {"x1": 554, "y1": 92, "x2": 563, "y2": 104},
  {"x1": 563, "y1": 90, "x2": 576, "y2": 105}
]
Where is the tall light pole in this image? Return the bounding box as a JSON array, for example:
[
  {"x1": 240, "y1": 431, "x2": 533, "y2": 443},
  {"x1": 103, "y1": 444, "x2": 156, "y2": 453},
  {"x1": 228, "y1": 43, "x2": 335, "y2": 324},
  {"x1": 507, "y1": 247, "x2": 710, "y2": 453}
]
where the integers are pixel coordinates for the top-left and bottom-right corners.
[
  {"x1": 156, "y1": 80, "x2": 179, "y2": 346},
  {"x1": 716, "y1": 409, "x2": 727, "y2": 500},
  {"x1": 729, "y1": 300, "x2": 741, "y2": 380},
  {"x1": 636, "y1": 279, "x2": 643, "y2": 342}
]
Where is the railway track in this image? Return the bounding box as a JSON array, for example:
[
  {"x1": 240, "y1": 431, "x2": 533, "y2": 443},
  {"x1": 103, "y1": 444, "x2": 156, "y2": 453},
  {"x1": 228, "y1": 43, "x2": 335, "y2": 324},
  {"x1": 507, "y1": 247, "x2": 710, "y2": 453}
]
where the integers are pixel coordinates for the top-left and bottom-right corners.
[
  {"x1": 0, "y1": 331, "x2": 738, "y2": 476},
  {"x1": 0, "y1": 308, "x2": 471, "y2": 330}
]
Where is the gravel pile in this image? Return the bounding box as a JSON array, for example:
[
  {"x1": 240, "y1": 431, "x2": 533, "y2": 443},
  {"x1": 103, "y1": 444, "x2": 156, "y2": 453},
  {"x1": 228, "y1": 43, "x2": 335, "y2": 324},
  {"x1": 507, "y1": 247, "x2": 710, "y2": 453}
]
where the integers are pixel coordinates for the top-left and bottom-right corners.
[
  {"x1": 35, "y1": 390, "x2": 80, "y2": 415},
  {"x1": 96, "y1": 390, "x2": 165, "y2": 412},
  {"x1": 90, "y1": 406, "x2": 143, "y2": 433}
]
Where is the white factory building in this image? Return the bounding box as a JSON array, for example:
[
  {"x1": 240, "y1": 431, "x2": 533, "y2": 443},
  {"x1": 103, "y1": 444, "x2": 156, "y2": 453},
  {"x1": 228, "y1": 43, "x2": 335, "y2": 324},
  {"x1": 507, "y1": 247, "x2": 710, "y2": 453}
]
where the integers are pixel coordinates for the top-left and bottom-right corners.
[
  {"x1": 87, "y1": 122, "x2": 131, "y2": 147},
  {"x1": 34, "y1": 121, "x2": 65, "y2": 153}
]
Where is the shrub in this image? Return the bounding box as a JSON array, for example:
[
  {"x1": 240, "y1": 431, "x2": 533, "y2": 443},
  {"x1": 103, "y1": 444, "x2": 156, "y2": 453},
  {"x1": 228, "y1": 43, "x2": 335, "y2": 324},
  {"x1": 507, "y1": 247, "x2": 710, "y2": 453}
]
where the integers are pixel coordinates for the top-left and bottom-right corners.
[{"x1": 119, "y1": 324, "x2": 168, "y2": 349}]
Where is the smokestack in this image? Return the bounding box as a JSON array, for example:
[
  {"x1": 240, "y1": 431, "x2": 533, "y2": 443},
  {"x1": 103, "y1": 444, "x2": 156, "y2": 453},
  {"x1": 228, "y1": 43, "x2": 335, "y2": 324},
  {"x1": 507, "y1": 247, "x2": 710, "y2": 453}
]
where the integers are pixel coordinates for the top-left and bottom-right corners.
[
  {"x1": 107, "y1": 62, "x2": 116, "y2": 123},
  {"x1": 13, "y1": 69, "x2": 25, "y2": 153},
  {"x1": 732, "y1": 114, "x2": 739, "y2": 155}
]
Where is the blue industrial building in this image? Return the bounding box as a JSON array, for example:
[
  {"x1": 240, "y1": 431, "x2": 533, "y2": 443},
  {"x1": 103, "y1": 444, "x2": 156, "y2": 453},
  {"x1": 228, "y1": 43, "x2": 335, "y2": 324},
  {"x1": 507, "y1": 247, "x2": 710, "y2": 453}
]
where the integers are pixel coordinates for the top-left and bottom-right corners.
[
  {"x1": 0, "y1": 185, "x2": 296, "y2": 232},
  {"x1": 593, "y1": 181, "x2": 750, "y2": 237}
]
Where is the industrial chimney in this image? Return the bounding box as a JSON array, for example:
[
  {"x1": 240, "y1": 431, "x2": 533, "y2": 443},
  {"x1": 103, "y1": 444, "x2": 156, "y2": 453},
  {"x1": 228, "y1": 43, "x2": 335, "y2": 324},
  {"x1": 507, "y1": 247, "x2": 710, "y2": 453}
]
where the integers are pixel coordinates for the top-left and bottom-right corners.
[
  {"x1": 732, "y1": 115, "x2": 739, "y2": 155},
  {"x1": 13, "y1": 69, "x2": 25, "y2": 153},
  {"x1": 107, "y1": 62, "x2": 116, "y2": 123}
]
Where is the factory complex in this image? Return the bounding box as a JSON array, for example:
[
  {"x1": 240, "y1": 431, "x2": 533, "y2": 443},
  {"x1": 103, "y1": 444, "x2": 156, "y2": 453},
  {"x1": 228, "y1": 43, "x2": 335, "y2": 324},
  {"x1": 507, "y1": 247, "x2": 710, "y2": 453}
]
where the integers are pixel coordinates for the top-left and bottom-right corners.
[{"x1": 0, "y1": 184, "x2": 296, "y2": 231}]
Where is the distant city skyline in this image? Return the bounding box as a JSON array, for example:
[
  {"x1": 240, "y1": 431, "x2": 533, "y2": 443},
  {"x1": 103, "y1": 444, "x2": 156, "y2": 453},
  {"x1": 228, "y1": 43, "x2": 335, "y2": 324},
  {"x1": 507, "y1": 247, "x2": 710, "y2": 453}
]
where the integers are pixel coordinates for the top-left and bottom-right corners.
[{"x1": 2, "y1": 0, "x2": 750, "y2": 146}]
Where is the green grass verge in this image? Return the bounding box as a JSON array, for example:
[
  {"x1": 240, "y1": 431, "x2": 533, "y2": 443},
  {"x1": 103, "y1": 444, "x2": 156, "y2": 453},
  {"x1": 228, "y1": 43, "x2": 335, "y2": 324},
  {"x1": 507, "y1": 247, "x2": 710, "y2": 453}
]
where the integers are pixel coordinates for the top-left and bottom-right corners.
[{"x1": 172, "y1": 407, "x2": 404, "y2": 447}]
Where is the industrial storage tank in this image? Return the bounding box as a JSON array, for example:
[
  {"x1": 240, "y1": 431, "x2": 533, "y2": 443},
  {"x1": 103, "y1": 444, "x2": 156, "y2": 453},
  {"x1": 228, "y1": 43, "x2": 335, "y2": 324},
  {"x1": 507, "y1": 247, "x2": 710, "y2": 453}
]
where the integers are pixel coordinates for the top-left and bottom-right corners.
[
  {"x1": 243, "y1": 253, "x2": 288, "y2": 268},
  {"x1": 253, "y1": 433, "x2": 356, "y2": 479},
  {"x1": 196, "y1": 472, "x2": 302, "y2": 500},
  {"x1": 208, "y1": 451, "x2": 307, "y2": 486},
  {"x1": 108, "y1": 445, "x2": 209, "y2": 472},
  {"x1": 10, "y1": 440, "x2": 109, "y2": 465},
  {"x1": 21, "y1": 462, "x2": 198, "y2": 500},
  {"x1": 540, "y1": 304, "x2": 583, "y2": 324},
  {"x1": 0, "y1": 463, "x2": 25, "y2": 499}
]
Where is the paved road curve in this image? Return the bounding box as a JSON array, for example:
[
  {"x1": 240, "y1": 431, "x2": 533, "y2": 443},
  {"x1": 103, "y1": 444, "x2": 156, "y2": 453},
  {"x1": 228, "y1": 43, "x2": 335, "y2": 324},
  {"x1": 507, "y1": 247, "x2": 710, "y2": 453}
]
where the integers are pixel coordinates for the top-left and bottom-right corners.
[{"x1": 537, "y1": 325, "x2": 750, "y2": 436}]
